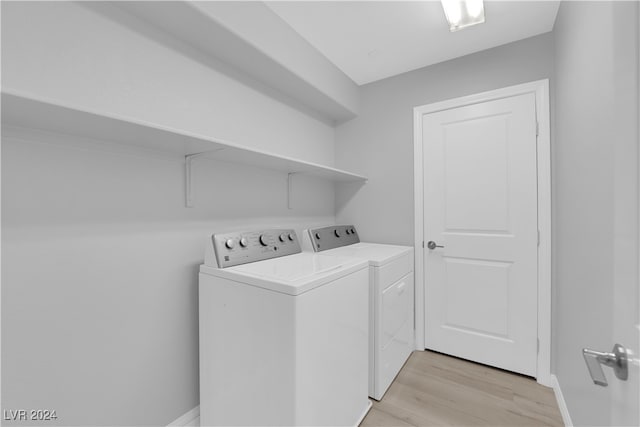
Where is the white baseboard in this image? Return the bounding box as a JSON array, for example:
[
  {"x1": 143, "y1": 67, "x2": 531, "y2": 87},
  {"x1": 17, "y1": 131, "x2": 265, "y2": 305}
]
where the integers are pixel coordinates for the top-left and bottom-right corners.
[
  {"x1": 355, "y1": 400, "x2": 373, "y2": 426},
  {"x1": 167, "y1": 401, "x2": 371, "y2": 427},
  {"x1": 550, "y1": 374, "x2": 573, "y2": 427},
  {"x1": 167, "y1": 406, "x2": 199, "y2": 427}
]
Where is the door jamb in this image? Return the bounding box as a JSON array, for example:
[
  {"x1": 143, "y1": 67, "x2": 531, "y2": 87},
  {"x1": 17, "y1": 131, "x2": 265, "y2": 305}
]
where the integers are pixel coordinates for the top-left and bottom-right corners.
[{"x1": 412, "y1": 79, "x2": 552, "y2": 386}]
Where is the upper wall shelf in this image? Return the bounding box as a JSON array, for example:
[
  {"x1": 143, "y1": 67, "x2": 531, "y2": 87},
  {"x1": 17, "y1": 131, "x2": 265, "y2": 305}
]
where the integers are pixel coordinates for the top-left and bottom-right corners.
[
  {"x1": 1, "y1": 92, "x2": 368, "y2": 183},
  {"x1": 109, "y1": 1, "x2": 360, "y2": 122}
]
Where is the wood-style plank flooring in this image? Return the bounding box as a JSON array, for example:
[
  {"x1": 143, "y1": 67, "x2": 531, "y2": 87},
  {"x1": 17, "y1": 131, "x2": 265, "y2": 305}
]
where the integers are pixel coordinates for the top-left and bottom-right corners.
[{"x1": 360, "y1": 350, "x2": 563, "y2": 427}]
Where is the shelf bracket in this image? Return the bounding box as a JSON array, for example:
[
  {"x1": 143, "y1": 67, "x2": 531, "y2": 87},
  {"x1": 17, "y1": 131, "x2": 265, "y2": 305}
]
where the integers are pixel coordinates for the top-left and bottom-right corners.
[
  {"x1": 185, "y1": 152, "x2": 208, "y2": 208},
  {"x1": 287, "y1": 173, "x2": 297, "y2": 210}
]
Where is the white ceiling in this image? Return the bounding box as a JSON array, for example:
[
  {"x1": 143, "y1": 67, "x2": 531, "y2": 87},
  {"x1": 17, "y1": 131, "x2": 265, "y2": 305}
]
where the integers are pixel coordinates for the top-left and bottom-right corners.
[{"x1": 265, "y1": 1, "x2": 560, "y2": 85}]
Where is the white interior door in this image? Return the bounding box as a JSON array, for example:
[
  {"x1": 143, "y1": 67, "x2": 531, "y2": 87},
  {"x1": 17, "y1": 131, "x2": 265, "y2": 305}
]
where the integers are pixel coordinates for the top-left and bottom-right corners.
[
  {"x1": 608, "y1": 23, "x2": 639, "y2": 421},
  {"x1": 423, "y1": 93, "x2": 538, "y2": 376}
]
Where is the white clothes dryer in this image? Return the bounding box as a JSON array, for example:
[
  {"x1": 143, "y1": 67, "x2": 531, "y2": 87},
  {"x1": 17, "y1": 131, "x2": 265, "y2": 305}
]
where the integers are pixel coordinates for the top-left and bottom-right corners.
[
  {"x1": 303, "y1": 225, "x2": 414, "y2": 400},
  {"x1": 199, "y1": 228, "x2": 371, "y2": 426}
]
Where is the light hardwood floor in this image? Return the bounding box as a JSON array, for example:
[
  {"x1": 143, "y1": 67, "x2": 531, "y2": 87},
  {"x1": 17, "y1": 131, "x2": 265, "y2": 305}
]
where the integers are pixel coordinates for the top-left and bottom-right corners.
[{"x1": 360, "y1": 350, "x2": 563, "y2": 427}]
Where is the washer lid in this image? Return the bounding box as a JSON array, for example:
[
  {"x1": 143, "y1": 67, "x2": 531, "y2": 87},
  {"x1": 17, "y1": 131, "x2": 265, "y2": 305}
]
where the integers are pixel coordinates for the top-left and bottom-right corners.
[
  {"x1": 200, "y1": 252, "x2": 368, "y2": 295},
  {"x1": 318, "y1": 243, "x2": 413, "y2": 267}
]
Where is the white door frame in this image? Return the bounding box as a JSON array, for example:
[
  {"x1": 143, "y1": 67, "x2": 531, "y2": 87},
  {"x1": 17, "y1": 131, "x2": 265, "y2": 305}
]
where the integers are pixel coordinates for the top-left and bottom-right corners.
[{"x1": 413, "y1": 79, "x2": 552, "y2": 386}]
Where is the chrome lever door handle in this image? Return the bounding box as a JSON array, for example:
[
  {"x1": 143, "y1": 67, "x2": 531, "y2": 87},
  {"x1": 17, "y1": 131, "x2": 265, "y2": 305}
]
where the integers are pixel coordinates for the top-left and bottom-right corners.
[
  {"x1": 427, "y1": 241, "x2": 444, "y2": 250},
  {"x1": 582, "y1": 343, "x2": 628, "y2": 387}
]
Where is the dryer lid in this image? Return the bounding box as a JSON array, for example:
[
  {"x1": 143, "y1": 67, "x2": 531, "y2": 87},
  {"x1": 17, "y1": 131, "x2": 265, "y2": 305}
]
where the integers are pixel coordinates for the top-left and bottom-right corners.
[{"x1": 319, "y1": 243, "x2": 413, "y2": 266}]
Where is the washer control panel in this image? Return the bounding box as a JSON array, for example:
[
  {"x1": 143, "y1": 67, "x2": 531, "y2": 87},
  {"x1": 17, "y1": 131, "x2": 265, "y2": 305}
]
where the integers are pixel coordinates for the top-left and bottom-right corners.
[
  {"x1": 307, "y1": 225, "x2": 359, "y2": 252},
  {"x1": 211, "y1": 229, "x2": 301, "y2": 268}
]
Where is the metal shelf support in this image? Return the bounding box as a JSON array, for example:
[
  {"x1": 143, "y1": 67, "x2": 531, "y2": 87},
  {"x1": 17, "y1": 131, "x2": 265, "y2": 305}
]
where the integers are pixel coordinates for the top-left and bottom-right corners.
[
  {"x1": 185, "y1": 152, "x2": 208, "y2": 208},
  {"x1": 287, "y1": 173, "x2": 296, "y2": 210}
]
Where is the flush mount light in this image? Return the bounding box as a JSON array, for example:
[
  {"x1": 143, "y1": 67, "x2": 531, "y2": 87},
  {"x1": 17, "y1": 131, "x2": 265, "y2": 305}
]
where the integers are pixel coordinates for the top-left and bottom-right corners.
[{"x1": 440, "y1": 0, "x2": 485, "y2": 32}]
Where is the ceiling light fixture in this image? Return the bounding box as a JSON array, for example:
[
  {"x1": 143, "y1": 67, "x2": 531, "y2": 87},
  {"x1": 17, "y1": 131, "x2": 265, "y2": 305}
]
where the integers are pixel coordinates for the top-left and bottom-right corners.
[{"x1": 440, "y1": 0, "x2": 485, "y2": 32}]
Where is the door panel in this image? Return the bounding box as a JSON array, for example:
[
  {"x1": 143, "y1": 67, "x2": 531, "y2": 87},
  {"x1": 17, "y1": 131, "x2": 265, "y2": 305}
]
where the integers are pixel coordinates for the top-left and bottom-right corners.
[
  {"x1": 444, "y1": 114, "x2": 510, "y2": 232},
  {"x1": 444, "y1": 258, "x2": 510, "y2": 338},
  {"x1": 423, "y1": 93, "x2": 538, "y2": 376}
]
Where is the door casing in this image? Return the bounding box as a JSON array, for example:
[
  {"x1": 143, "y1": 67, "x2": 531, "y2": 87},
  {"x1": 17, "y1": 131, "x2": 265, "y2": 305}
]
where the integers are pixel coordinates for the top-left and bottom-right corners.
[{"x1": 413, "y1": 79, "x2": 551, "y2": 386}]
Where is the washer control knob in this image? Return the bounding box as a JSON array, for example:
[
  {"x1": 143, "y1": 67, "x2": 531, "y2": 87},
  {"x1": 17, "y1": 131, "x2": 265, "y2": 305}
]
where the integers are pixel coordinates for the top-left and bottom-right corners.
[
  {"x1": 346, "y1": 229, "x2": 351, "y2": 235},
  {"x1": 279, "y1": 233, "x2": 286, "y2": 242},
  {"x1": 315, "y1": 233, "x2": 321, "y2": 239},
  {"x1": 225, "y1": 239, "x2": 235, "y2": 249},
  {"x1": 259, "y1": 235, "x2": 269, "y2": 246},
  {"x1": 334, "y1": 229, "x2": 341, "y2": 238},
  {"x1": 351, "y1": 228, "x2": 355, "y2": 234},
  {"x1": 288, "y1": 233, "x2": 294, "y2": 241},
  {"x1": 239, "y1": 237, "x2": 248, "y2": 248}
]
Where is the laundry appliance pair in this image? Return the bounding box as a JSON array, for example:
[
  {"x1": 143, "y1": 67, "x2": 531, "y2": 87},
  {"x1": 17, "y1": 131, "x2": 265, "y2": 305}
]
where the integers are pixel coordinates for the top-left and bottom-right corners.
[{"x1": 198, "y1": 225, "x2": 413, "y2": 426}]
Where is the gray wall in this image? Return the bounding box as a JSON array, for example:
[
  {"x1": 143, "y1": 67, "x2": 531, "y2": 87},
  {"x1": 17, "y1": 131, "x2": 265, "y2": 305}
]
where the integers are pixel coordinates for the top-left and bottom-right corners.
[
  {"x1": 335, "y1": 32, "x2": 555, "y2": 245},
  {"x1": 1, "y1": 2, "x2": 336, "y2": 425},
  {"x1": 553, "y1": 1, "x2": 639, "y2": 425}
]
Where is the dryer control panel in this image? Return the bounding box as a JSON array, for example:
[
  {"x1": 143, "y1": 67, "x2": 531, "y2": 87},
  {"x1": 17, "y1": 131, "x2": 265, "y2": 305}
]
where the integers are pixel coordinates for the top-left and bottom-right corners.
[
  {"x1": 307, "y1": 225, "x2": 360, "y2": 252},
  {"x1": 207, "y1": 229, "x2": 301, "y2": 268}
]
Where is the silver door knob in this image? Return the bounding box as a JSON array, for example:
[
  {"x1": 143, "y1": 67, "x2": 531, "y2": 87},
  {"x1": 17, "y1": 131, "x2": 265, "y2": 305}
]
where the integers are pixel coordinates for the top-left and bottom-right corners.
[
  {"x1": 582, "y1": 343, "x2": 628, "y2": 386},
  {"x1": 427, "y1": 241, "x2": 444, "y2": 250}
]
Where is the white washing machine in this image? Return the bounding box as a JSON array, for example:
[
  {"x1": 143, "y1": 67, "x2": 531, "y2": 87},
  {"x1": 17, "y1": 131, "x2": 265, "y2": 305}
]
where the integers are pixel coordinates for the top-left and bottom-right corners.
[
  {"x1": 199, "y1": 228, "x2": 371, "y2": 426},
  {"x1": 303, "y1": 225, "x2": 414, "y2": 400}
]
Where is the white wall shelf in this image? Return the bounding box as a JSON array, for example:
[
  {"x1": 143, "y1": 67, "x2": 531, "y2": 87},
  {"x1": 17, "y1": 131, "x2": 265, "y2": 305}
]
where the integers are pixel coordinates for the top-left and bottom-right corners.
[
  {"x1": 109, "y1": 1, "x2": 360, "y2": 122},
  {"x1": 1, "y1": 91, "x2": 367, "y2": 207}
]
